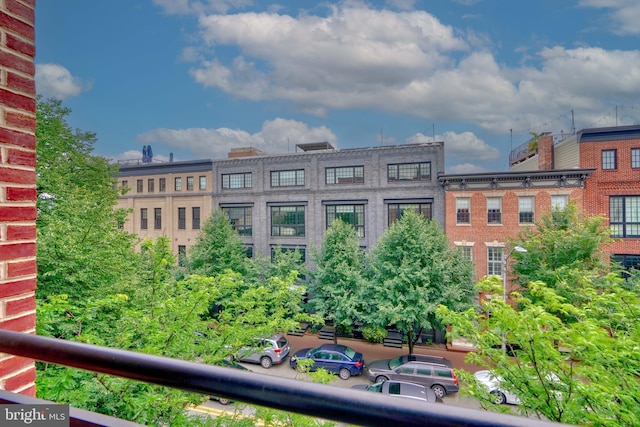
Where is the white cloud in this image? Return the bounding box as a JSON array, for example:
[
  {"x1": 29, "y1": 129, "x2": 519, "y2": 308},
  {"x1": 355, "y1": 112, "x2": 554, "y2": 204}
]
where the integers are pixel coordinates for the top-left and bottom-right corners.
[
  {"x1": 153, "y1": 0, "x2": 252, "y2": 15},
  {"x1": 135, "y1": 118, "x2": 337, "y2": 159},
  {"x1": 35, "y1": 63, "x2": 88, "y2": 99},
  {"x1": 448, "y1": 163, "x2": 490, "y2": 174},
  {"x1": 406, "y1": 131, "x2": 500, "y2": 163},
  {"x1": 579, "y1": 0, "x2": 640, "y2": 35},
  {"x1": 171, "y1": 2, "x2": 640, "y2": 141}
]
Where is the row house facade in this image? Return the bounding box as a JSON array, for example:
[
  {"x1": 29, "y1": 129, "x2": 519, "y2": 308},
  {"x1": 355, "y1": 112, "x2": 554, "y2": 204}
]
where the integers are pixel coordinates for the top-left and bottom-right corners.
[
  {"x1": 116, "y1": 159, "x2": 214, "y2": 257},
  {"x1": 439, "y1": 168, "x2": 593, "y2": 286},
  {"x1": 510, "y1": 125, "x2": 640, "y2": 272},
  {"x1": 116, "y1": 142, "x2": 445, "y2": 261}
]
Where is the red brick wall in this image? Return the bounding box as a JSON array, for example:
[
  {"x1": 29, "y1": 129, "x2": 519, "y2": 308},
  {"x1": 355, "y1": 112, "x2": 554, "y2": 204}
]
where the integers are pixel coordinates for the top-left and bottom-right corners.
[
  {"x1": 0, "y1": 0, "x2": 36, "y2": 397},
  {"x1": 445, "y1": 187, "x2": 585, "y2": 282},
  {"x1": 538, "y1": 134, "x2": 554, "y2": 170},
  {"x1": 581, "y1": 138, "x2": 640, "y2": 256}
]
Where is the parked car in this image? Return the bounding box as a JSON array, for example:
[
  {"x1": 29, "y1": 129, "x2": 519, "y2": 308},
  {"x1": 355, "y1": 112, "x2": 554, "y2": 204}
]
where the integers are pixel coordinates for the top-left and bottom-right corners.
[
  {"x1": 237, "y1": 333, "x2": 290, "y2": 369},
  {"x1": 365, "y1": 354, "x2": 458, "y2": 399},
  {"x1": 210, "y1": 360, "x2": 252, "y2": 405},
  {"x1": 474, "y1": 370, "x2": 520, "y2": 405},
  {"x1": 289, "y1": 343, "x2": 365, "y2": 380},
  {"x1": 352, "y1": 380, "x2": 438, "y2": 403}
]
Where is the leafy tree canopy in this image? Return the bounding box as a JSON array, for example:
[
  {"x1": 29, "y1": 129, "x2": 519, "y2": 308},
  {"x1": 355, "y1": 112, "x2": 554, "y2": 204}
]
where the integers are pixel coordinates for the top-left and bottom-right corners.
[
  {"x1": 36, "y1": 97, "x2": 138, "y2": 299},
  {"x1": 310, "y1": 219, "x2": 364, "y2": 343},
  {"x1": 187, "y1": 209, "x2": 256, "y2": 278},
  {"x1": 363, "y1": 210, "x2": 474, "y2": 353}
]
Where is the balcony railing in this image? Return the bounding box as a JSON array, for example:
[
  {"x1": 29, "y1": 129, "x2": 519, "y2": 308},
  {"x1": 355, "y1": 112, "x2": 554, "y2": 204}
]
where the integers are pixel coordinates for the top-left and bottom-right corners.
[{"x1": 0, "y1": 329, "x2": 567, "y2": 427}]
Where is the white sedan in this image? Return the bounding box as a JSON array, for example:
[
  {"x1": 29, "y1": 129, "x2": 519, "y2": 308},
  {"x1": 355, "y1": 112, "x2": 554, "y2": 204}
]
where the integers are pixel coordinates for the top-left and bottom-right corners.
[{"x1": 473, "y1": 370, "x2": 520, "y2": 405}]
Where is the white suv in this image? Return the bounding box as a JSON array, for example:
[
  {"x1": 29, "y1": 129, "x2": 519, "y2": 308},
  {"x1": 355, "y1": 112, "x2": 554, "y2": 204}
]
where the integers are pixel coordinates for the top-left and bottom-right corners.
[{"x1": 238, "y1": 334, "x2": 290, "y2": 368}]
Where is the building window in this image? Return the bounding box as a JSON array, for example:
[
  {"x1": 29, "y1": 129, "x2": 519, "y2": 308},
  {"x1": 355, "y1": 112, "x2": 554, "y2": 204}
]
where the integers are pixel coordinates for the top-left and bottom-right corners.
[
  {"x1": 147, "y1": 179, "x2": 154, "y2": 193},
  {"x1": 192, "y1": 207, "x2": 200, "y2": 230},
  {"x1": 140, "y1": 208, "x2": 148, "y2": 230},
  {"x1": 178, "y1": 245, "x2": 187, "y2": 267},
  {"x1": 271, "y1": 245, "x2": 306, "y2": 263},
  {"x1": 487, "y1": 197, "x2": 502, "y2": 224},
  {"x1": 178, "y1": 207, "x2": 186, "y2": 230},
  {"x1": 121, "y1": 180, "x2": 128, "y2": 188},
  {"x1": 222, "y1": 173, "x2": 252, "y2": 189},
  {"x1": 136, "y1": 179, "x2": 143, "y2": 193},
  {"x1": 271, "y1": 169, "x2": 305, "y2": 187},
  {"x1": 610, "y1": 196, "x2": 640, "y2": 238},
  {"x1": 159, "y1": 178, "x2": 166, "y2": 192},
  {"x1": 245, "y1": 245, "x2": 254, "y2": 258},
  {"x1": 326, "y1": 166, "x2": 364, "y2": 184},
  {"x1": 459, "y1": 246, "x2": 472, "y2": 260},
  {"x1": 611, "y1": 254, "x2": 640, "y2": 278},
  {"x1": 602, "y1": 149, "x2": 617, "y2": 170},
  {"x1": 519, "y1": 196, "x2": 534, "y2": 224},
  {"x1": 199, "y1": 176, "x2": 207, "y2": 190},
  {"x1": 326, "y1": 204, "x2": 365, "y2": 238},
  {"x1": 271, "y1": 206, "x2": 305, "y2": 237},
  {"x1": 487, "y1": 247, "x2": 503, "y2": 276},
  {"x1": 551, "y1": 195, "x2": 568, "y2": 210},
  {"x1": 632, "y1": 148, "x2": 640, "y2": 169},
  {"x1": 154, "y1": 208, "x2": 162, "y2": 230},
  {"x1": 187, "y1": 176, "x2": 194, "y2": 191},
  {"x1": 387, "y1": 203, "x2": 432, "y2": 225},
  {"x1": 175, "y1": 177, "x2": 182, "y2": 191},
  {"x1": 387, "y1": 162, "x2": 431, "y2": 181},
  {"x1": 222, "y1": 206, "x2": 252, "y2": 236},
  {"x1": 456, "y1": 198, "x2": 470, "y2": 224}
]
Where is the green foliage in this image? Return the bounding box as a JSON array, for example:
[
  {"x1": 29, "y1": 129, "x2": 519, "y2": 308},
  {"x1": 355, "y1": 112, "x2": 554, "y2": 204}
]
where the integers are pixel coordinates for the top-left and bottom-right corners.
[
  {"x1": 511, "y1": 202, "x2": 612, "y2": 304},
  {"x1": 439, "y1": 275, "x2": 640, "y2": 426},
  {"x1": 361, "y1": 325, "x2": 387, "y2": 343},
  {"x1": 310, "y1": 219, "x2": 364, "y2": 343},
  {"x1": 187, "y1": 209, "x2": 255, "y2": 278},
  {"x1": 363, "y1": 210, "x2": 475, "y2": 353},
  {"x1": 36, "y1": 97, "x2": 138, "y2": 299}
]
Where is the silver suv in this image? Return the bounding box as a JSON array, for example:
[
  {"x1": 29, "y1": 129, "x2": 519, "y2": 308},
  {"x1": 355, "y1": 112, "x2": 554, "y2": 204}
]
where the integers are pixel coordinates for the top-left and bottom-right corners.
[
  {"x1": 238, "y1": 334, "x2": 290, "y2": 369},
  {"x1": 365, "y1": 354, "x2": 458, "y2": 399}
]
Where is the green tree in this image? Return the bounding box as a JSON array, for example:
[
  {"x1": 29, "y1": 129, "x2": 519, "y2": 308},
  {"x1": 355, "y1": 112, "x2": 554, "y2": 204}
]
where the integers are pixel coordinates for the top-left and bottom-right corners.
[
  {"x1": 438, "y1": 275, "x2": 640, "y2": 426},
  {"x1": 511, "y1": 201, "x2": 613, "y2": 304},
  {"x1": 187, "y1": 209, "x2": 255, "y2": 278},
  {"x1": 310, "y1": 219, "x2": 364, "y2": 343},
  {"x1": 36, "y1": 97, "x2": 138, "y2": 299},
  {"x1": 37, "y1": 236, "x2": 310, "y2": 425},
  {"x1": 363, "y1": 210, "x2": 474, "y2": 353}
]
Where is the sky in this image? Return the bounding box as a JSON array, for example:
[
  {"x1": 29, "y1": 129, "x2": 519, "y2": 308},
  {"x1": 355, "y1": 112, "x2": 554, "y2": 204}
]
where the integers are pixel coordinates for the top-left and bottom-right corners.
[{"x1": 35, "y1": 0, "x2": 640, "y2": 173}]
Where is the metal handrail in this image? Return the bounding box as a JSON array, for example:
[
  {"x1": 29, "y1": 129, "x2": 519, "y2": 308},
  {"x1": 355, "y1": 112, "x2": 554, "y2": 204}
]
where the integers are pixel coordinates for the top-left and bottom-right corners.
[{"x1": 0, "y1": 329, "x2": 567, "y2": 427}]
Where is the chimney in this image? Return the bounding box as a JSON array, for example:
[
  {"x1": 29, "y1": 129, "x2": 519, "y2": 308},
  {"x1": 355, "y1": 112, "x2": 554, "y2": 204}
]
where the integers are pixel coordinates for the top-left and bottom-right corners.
[{"x1": 537, "y1": 133, "x2": 554, "y2": 170}]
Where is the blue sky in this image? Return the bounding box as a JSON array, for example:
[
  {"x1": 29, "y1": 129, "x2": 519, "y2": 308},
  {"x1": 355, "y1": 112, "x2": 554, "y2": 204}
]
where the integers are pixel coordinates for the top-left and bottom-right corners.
[{"x1": 35, "y1": 0, "x2": 640, "y2": 173}]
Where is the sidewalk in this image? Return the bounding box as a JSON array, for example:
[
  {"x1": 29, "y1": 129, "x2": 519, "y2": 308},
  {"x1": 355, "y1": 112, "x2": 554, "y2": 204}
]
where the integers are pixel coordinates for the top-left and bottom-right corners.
[{"x1": 286, "y1": 332, "x2": 483, "y2": 373}]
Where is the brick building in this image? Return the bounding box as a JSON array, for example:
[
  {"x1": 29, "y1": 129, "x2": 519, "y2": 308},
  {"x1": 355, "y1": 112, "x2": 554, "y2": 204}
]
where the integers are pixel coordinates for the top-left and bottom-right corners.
[
  {"x1": 117, "y1": 142, "x2": 445, "y2": 262},
  {"x1": 0, "y1": 0, "x2": 37, "y2": 397},
  {"x1": 511, "y1": 126, "x2": 640, "y2": 271},
  {"x1": 439, "y1": 166, "x2": 593, "y2": 285}
]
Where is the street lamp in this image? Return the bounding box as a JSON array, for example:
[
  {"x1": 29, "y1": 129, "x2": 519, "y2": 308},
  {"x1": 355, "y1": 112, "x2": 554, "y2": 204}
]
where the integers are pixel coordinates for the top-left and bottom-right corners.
[{"x1": 501, "y1": 245, "x2": 527, "y2": 352}]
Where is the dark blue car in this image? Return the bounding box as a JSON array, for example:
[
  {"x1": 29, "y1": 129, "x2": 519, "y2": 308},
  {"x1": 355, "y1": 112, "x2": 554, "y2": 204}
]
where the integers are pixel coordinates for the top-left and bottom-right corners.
[{"x1": 289, "y1": 343, "x2": 365, "y2": 380}]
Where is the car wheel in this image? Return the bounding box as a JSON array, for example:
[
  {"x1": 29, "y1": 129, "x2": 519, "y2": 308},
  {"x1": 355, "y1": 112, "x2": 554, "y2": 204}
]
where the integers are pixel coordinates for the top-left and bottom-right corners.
[
  {"x1": 431, "y1": 384, "x2": 446, "y2": 399},
  {"x1": 490, "y1": 391, "x2": 506, "y2": 405},
  {"x1": 339, "y1": 368, "x2": 351, "y2": 380},
  {"x1": 260, "y1": 356, "x2": 273, "y2": 369},
  {"x1": 375, "y1": 376, "x2": 388, "y2": 383},
  {"x1": 218, "y1": 397, "x2": 230, "y2": 405}
]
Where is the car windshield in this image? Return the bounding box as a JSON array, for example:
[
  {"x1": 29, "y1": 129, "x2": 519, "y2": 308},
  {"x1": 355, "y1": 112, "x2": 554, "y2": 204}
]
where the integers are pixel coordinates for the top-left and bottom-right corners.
[
  {"x1": 276, "y1": 337, "x2": 288, "y2": 348},
  {"x1": 343, "y1": 347, "x2": 356, "y2": 360},
  {"x1": 368, "y1": 382, "x2": 383, "y2": 393},
  {"x1": 308, "y1": 345, "x2": 323, "y2": 356},
  {"x1": 388, "y1": 356, "x2": 405, "y2": 369}
]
